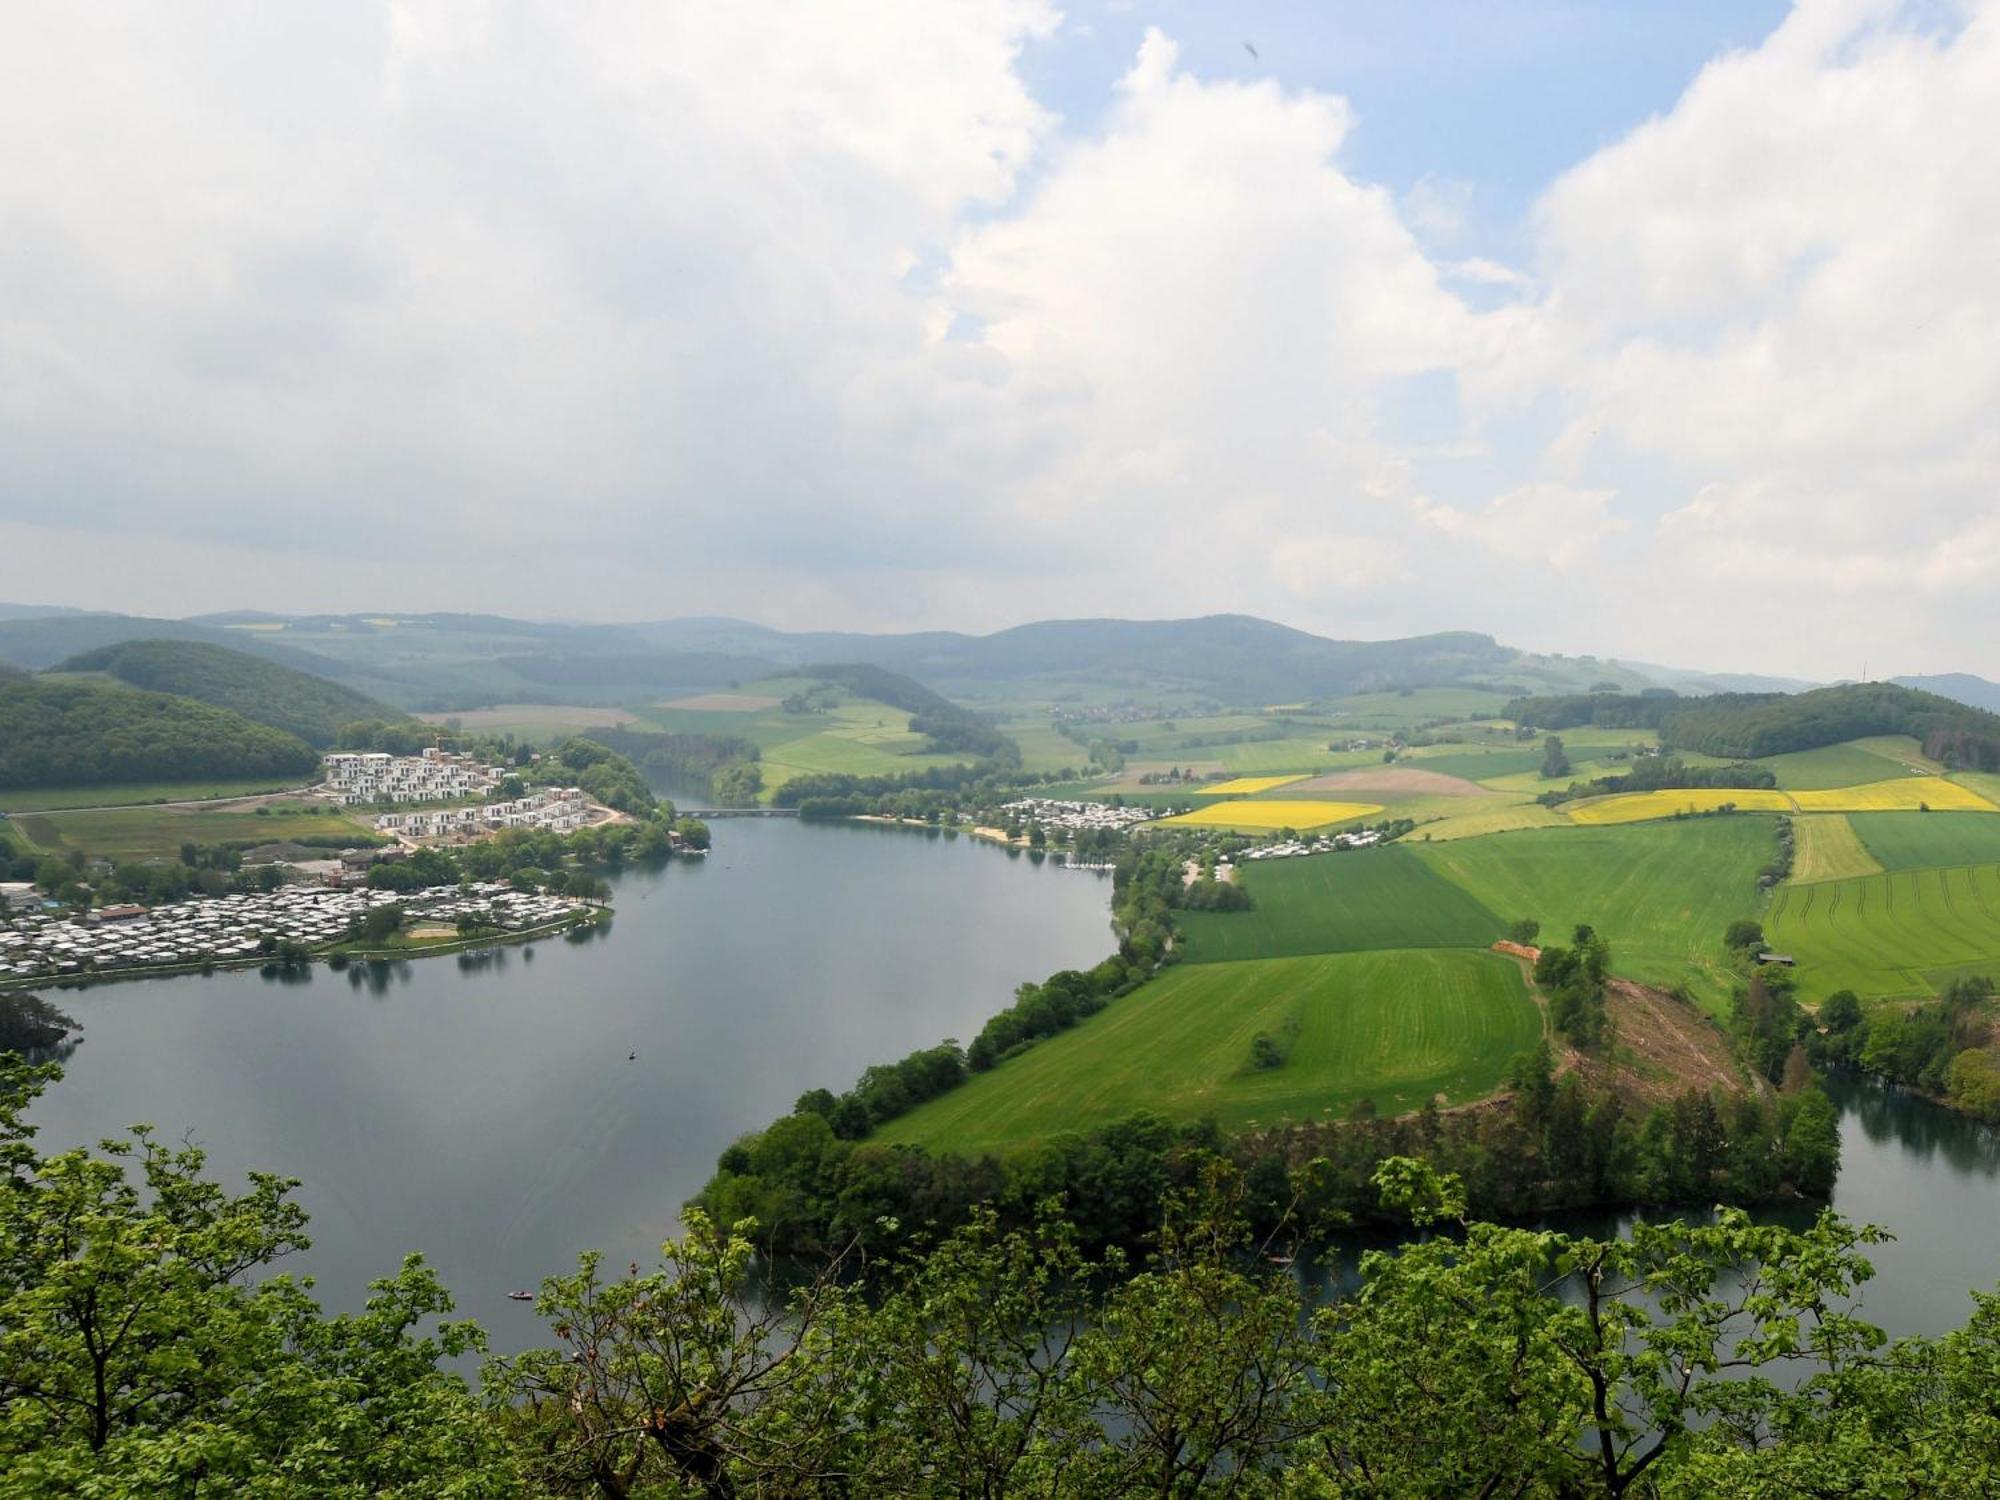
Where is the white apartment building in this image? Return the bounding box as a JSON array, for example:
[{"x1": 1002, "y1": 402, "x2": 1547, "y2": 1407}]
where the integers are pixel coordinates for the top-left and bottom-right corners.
[
  {"x1": 323, "y1": 747, "x2": 507, "y2": 806},
  {"x1": 376, "y1": 786, "x2": 592, "y2": 840}
]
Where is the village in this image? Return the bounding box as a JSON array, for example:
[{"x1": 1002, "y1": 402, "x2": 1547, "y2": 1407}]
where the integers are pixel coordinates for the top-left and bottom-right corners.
[
  {"x1": 321, "y1": 748, "x2": 609, "y2": 843},
  {"x1": 995, "y1": 797, "x2": 1159, "y2": 834},
  {"x1": 0, "y1": 882, "x2": 592, "y2": 985}
]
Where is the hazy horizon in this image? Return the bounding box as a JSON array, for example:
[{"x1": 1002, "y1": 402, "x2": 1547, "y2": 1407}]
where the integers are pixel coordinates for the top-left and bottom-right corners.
[{"x1": 3, "y1": 1, "x2": 1994, "y2": 677}]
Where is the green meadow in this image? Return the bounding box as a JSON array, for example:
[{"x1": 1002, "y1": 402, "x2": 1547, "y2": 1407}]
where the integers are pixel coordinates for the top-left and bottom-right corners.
[
  {"x1": 10, "y1": 802, "x2": 371, "y2": 861},
  {"x1": 1176, "y1": 846, "x2": 1503, "y2": 962},
  {"x1": 1852, "y1": 811, "x2": 2000, "y2": 872},
  {"x1": 1766, "y1": 864, "x2": 2000, "y2": 1001},
  {"x1": 1411, "y1": 819, "x2": 1770, "y2": 1008},
  {"x1": 879, "y1": 950, "x2": 1540, "y2": 1153},
  {"x1": 1757, "y1": 741, "x2": 1923, "y2": 790}
]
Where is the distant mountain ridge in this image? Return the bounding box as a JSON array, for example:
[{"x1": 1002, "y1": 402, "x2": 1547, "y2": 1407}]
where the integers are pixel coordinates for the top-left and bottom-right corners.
[
  {"x1": 22, "y1": 605, "x2": 1989, "y2": 714},
  {"x1": 1892, "y1": 673, "x2": 2000, "y2": 715}
]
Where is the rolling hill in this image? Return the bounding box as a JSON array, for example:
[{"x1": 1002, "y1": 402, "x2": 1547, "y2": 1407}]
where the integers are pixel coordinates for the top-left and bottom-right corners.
[
  {"x1": 56, "y1": 640, "x2": 409, "y2": 748},
  {"x1": 0, "y1": 677, "x2": 320, "y2": 790}
]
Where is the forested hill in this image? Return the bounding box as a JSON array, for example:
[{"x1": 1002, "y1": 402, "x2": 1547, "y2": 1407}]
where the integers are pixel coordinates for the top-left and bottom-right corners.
[
  {"x1": 1506, "y1": 682, "x2": 2000, "y2": 766},
  {"x1": 0, "y1": 677, "x2": 320, "y2": 790},
  {"x1": 57, "y1": 640, "x2": 408, "y2": 748}
]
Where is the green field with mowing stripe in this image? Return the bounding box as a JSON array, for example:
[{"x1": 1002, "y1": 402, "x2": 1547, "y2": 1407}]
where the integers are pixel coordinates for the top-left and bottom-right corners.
[
  {"x1": 1852, "y1": 812, "x2": 2000, "y2": 872},
  {"x1": 1176, "y1": 846, "x2": 1503, "y2": 962},
  {"x1": 878, "y1": 950, "x2": 1540, "y2": 1153},
  {"x1": 1791, "y1": 815, "x2": 1882, "y2": 883},
  {"x1": 1411, "y1": 819, "x2": 1769, "y2": 1008},
  {"x1": 1766, "y1": 865, "x2": 2000, "y2": 1000}
]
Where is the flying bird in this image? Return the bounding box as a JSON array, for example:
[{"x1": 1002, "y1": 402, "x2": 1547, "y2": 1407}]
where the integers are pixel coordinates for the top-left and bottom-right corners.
[{"x1": 1244, "y1": 40, "x2": 1259, "y2": 61}]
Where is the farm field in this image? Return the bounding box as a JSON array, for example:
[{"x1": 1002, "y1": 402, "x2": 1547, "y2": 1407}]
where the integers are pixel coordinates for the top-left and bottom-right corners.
[
  {"x1": 1203, "y1": 775, "x2": 1308, "y2": 795},
  {"x1": 1002, "y1": 721, "x2": 1091, "y2": 775},
  {"x1": 1154, "y1": 799, "x2": 1380, "y2": 832},
  {"x1": 1792, "y1": 777, "x2": 1994, "y2": 813},
  {"x1": 1279, "y1": 767, "x2": 1487, "y2": 799},
  {"x1": 1412, "y1": 818, "x2": 1770, "y2": 1007},
  {"x1": 878, "y1": 950, "x2": 1540, "y2": 1153},
  {"x1": 1564, "y1": 777, "x2": 1996, "y2": 824},
  {"x1": 1399, "y1": 748, "x2": 1547, "y2": 781},
  {"x1": 1200, "y1": 737, "x2": 1349, "y2": 774},
  {"x1": 419, "y1": 704, "x2": 640, "y2": 738},
  {"x1": 637, "y1": 680, "x2": 994, "y2": 796},
  {"x1": 1756, "y1": 742, "x2": 1922, "y2": 790},
  {"x1": 1566, "y1": 789, "x2": 1797, "y2": 823},
  {"x1": 1790, "y1": 816, "x2": 1883, "y2": 883},
  {"x1": 1176, "y1": 846, "x2": 1505, "y2": 962},
  {"x1": 0, "y1": 776, "x2": 313, "y2": 812},
  {"x1": 1407, "y1": 803, "x2": 1570, "y2": 841},
  {"x1": 1766, "y1": 864, "x2": 2000, "y2": 1001},
  {"x1": 8, "y1": 801, "x2": 372, "y2": 860},
  {"x1": 1322, "y1": 687, "x2": 1508, "y2": 728},
  {"x1": 1853, "y1": 812, "x2": 2000, "y2": 872}
]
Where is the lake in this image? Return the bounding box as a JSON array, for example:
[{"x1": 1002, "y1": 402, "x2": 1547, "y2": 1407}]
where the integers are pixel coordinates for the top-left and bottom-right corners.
[
  {"x1": 22, "y1": 818, "x2": 1113, "y2": 1320},
  {"x1": 21, "y1": 815, "x2": 2000, "y2": 1343}
]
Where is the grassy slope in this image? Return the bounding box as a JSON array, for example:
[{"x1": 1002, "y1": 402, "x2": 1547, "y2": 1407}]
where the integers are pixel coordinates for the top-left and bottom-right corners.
[
  {"x1": 1412, "y1": 819, "x2": 1770, "y2": 1009},
  {"x1": 1757, "y1": 742, "x2": 1919, "y2": 790},
  {"x1": 1790, "y1": 815, "x2": 1883, "y2": 883},
  {"x1": 1852, "y1": 811, "x2": 2000, "y2": 871},
  {"x1": 879, "y1": 950, "x2": 1540, "y2": 1152},
  {"x1": 1766, "y1": 865, "x2": 2000, "y2": 1001},
  {"x1": 1176, "y1": 846, "x2": 1504, "y2": 962}
]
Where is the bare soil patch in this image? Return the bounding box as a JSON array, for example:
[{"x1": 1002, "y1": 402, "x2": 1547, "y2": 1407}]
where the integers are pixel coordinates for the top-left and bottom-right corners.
[
  {"x1": 660, "y1": 693, "x2": 783, "y2": 712},
  {"x1": 1281, "y1": 766, "x2": 1487, "y2": 798},
  {"x1": 1570, "y1": 979, "x2": 1757, "y2": 1107}
]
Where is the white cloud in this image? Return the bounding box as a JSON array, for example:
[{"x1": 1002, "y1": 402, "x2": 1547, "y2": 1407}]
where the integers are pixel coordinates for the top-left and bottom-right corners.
[
  {"x1": 0, "y1": 1, "x2": 1997, "y2": 679},
  {"x1": 1414, "y1": 484, "x2": 1622, "y2": 572}
]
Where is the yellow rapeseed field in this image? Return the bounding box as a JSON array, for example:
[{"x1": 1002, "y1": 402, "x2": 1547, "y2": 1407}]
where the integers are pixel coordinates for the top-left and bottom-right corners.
[
  {"x1": 1567, "y1": 775, "x2": 1998, "y2": 826},
  {"x1": 1566, "y1": 789, "x2": 1795, "y2": 824},
  {"x1": 1156, "y1": 799, "x2": 1381, "y2": 831},
  {"x1": 1792, "y1": 776, "x2": 1995, "y2": 813},
  {"x1": 1199, "y1": 775, "x2": 1308, "y2": 796}
]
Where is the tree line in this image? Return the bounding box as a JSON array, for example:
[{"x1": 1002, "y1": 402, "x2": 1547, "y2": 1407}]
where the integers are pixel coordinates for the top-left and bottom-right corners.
[
  {"x1": 1508, "y1": 682, "x2": 2000, "y2": 767},
  {"x1": 4, "y1": 1054, "x2": 1940, "y2": 1496},
  {"x1": 1810, "y1": 975, "x2": 2000, "y2": 1122}
]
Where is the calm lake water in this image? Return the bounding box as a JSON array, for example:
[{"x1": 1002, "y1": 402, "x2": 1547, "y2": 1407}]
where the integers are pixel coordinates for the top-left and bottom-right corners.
[
  {"x1": 24, "y1": 818, "x2": 1113, "y2": 1322},
  {"x1": 22, "y1": 816, "x2": 2000, "y2": 1343}
]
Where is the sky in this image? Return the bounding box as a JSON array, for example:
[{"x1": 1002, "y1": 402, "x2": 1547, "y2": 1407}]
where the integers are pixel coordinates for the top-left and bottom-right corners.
[{"x1": 1, "y1": 0, "x2": 1995, "y2": 679}]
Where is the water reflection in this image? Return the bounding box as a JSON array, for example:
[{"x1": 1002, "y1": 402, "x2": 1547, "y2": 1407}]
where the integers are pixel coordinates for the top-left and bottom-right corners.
[{"x1": 25, "y1": 819, "x2": 1115, "y2": 1332}]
